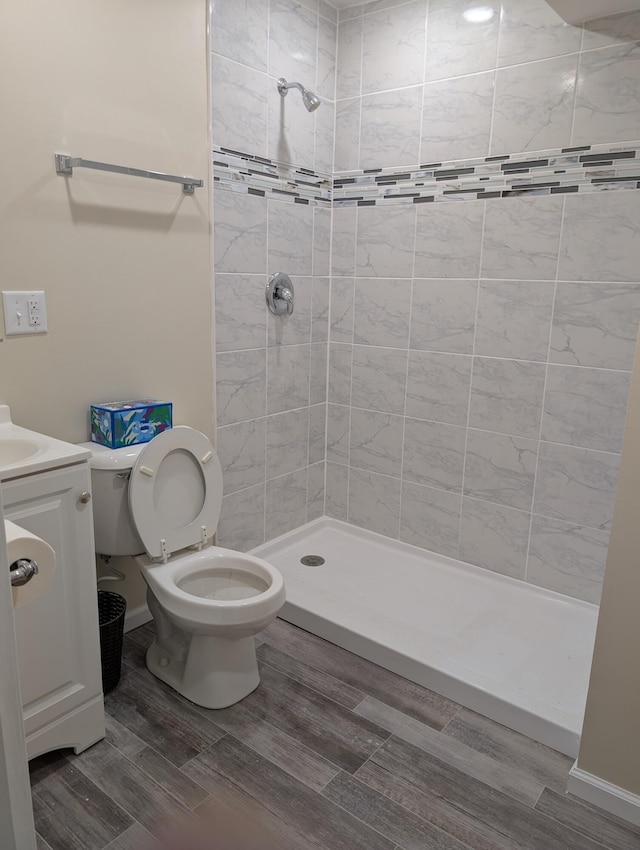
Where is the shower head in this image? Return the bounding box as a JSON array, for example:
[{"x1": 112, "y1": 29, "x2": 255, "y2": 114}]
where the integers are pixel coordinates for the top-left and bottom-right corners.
[{"x1": 277, "y1": 78, "x2": 322, "y2": 112}]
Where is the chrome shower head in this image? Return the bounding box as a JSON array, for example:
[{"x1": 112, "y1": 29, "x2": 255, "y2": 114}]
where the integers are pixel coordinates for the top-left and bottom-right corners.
[{"x1": 277, "y1": 78, "x2": 321, "y2": 112}]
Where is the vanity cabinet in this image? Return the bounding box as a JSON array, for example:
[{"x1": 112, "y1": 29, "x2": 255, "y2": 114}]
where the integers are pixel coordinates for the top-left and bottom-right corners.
[{"x1": 2, "y1": 461, "x2": 104, "y2": 759}]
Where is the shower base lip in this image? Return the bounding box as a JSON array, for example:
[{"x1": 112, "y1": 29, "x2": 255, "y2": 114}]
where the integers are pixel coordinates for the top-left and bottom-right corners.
[{"x1": 252, "y1": 517, "x2": 599, "y2": 758}]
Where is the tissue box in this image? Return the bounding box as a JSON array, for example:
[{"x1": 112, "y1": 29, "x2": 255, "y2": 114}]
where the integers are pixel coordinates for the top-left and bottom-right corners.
[{"x1": 91, "y1": 400, "x2": 172, "y2": 449}]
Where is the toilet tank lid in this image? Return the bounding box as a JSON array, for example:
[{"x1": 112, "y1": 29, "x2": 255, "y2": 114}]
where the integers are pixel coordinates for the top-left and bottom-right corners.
[{"x1": 78, "y1": 441, "x2": 146, "y2": 471}]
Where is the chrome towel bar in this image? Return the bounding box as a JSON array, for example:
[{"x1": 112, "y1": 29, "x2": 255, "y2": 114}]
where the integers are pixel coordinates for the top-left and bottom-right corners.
[{"x1": 54, "y1": 154, "x2": 203, "y2": 194}]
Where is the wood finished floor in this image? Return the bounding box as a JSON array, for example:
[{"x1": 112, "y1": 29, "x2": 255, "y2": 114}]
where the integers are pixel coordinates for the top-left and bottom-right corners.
[{"x1": 30, "y1": 619, "x2": 640, "y2": 850}]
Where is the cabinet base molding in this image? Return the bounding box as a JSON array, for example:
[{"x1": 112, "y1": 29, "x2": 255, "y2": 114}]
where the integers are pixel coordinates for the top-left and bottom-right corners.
[
  {"x1": 26, "y1": 695, "x2": 104, "y2": 761},
  {"x1": 568, "y1": 763, "x2": 640, "y2": 827}
]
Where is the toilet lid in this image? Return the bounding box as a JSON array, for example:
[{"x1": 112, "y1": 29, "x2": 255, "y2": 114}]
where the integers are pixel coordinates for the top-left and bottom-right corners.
[{"x1": 128, "y1": 426, "x2": 223, "y2": 559}]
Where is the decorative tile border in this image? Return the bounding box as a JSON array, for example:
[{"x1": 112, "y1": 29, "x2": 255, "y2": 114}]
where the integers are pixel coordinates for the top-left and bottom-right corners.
[{"x1": 213, "y1": 142, "x2": 640, "y2": 208}]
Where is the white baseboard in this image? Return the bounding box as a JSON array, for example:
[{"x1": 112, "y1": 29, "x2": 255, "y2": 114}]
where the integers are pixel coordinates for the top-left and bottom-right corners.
[
  {"x1": 568, "y1": 763, "x2": 640, "y2": 827},
  {"x1": 124, "y1": 603, "x2": 151, "y2": 633}
]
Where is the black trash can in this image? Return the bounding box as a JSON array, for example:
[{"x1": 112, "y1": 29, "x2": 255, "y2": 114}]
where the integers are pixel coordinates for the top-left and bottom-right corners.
[{"x1": 98, "y1": 590, "x2": 127, "y2": 694}]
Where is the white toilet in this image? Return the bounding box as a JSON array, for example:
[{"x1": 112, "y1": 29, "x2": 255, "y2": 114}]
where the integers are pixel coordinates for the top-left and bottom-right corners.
[{"x1": 84, "y1": 426, "x2": 285, "y2": 709}]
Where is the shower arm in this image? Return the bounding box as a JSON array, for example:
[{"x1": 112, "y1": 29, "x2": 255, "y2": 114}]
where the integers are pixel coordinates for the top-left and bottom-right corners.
[{"x1": 277, "y1": 79, "x2": 305, "y2": 98}]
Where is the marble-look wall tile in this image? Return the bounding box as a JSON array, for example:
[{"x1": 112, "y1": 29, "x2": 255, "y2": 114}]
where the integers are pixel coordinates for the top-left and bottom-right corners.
[
  {"x1": 310, "y1": 342, "x2": 328, "y2": 405},
  {"x1": 217, "y1": 349, "x2": 266, "y2": 426},
  {"x1": 359, "y1": 87, "x2": 422, "y2": 168},
  {"x1": 356, "y1": 205, "x2": 416, "y2": 278},
  {"x1": 424, "y1": 0, "x2": 500, "y2": 82},
  {"x1": 326, "y1": 462, "x2": 349, "y2": 520},
  {"x1": 533, "y1": 441, "x2": 620, "y2": 530},
  {"x1": 491, "y1": 54, "x2": 577, "y2": 155},
  {"x1": 351, "y1": 345, "x2": 408, "y2": 414},
  {"x1": 268, "y1": 275, "x2": 312, "y2": 347},
  {"x1": 336, "y1": 15, "x2": 363, "y2": 99},
  {"x1": 334, "y1": 97, "x2": 361, "y2": 172},
  {"x1": 348, "y1": 468, "x2": 401, "y2": 538},
  {"x1": 307, "y1": 461, "x2": 326, "y2": 521},
  {"x1": 319, "y1": 0, "x2": 337, "y2": 23},
  {"x1": 266, "y1": 408, "x2": 310, "y2": 478},
  {"x1": 481, "y1": 195, "x2": 563, "y2": 280},
  {"x1": 266, "y1": 468, "x2": 308, "y2": 537},
  {"x1": 330, "y1": 277, "x2": 355, "y2": 342},
  {"x1": 328, "y1": 342, "x2": 352, "y2": 405},
  {"x1": 217, "y1": 483, "x2": 265, "y2": 551},
  {"x1": 327, "y1": 403, "x2": 350, "y2": 463},
  {"x1": 421, "y1": 72, "x2": 494, "y2": 163},
  {"x1": 541, "y1": 365, "x2": 631, "y2": 453},
  {"x1": 315, "y1": 99, "x2": 336, "y2": 174},
  {"x1": 498, "y1": 0, "x2": 582, "y2": 67},
  {"x1": 410, "y1": 279, "x2": 477, "y2": 354},
  {"x1": 464, "y1": 429, "x2": 537, "y2": 511},
  {"x1": 399, "y1": 481, "x2": 461, "y2": 558},
  {"x1": 527, "y1": 515, "x2": 609, "y2": 603},
  {"x1": 268, "y1": 200, "x2": 313, "y2": 276},
  {"x1": 313, "y1": 208, "x2": 331, "y2": 279},
  {"x1": 405, "y1": 351, "x2": 472, "y2": 426},
  {"x1": 211, "y1": 55, "x2": 269, "y2": 156},
  {"x1": 214, "y1": 190, "x2": 267, "y2": 274},
  {"x1": 269, "y1": 84, "x2": 316, "y2": 168},
  {"x1": 269, "y1": 0, "x2": 318, "y2": 83},
  {"x1": 550, "y1": 281, "x2": 640, "y2": 371},
  {"x1": 459, "y1": 497, "x2": 530, "y2": 579},
  {"x1": 331, "y1": 207, "x2": 357, "y2": 277},
  {"x1": 217, "y1": 418, "x2": 266, "y2": 495},
  {"x1": 581, "y1": 9, "x2": 640, "y2": 51},
  {"x1": 361, "y1": 1, "x2": 426, "y2": 94},
  {"x1": 350, "y1": 407, "x2": 403, "y2": 476},
  {"x1": 311, "y1": 276, "x2": 330, "y2": 342},
  {"x1": 475, "y1": 280, "x2": 555, "y2": 362},
  {"x1": 215, "y1": 273, "x2": 267, "y2": 352},
  {"x1": 267, "y1": 344, "x2": 311, "y2": 414},
  {"x1": 469, "y1": 358, "x2": 546, "y2": 439},
  {"x1": 211, "y1": 0, "x2": 268, "y2": 71},
  {"x1": 309, "y1": 403, "x2": 327, "y2": 465},
  {"x1": 414, "y1": 202, "x2": 484, "y2": 280},
  {"x1": 402, "y1": 418, "x2": 466, "y2": 492},
  {"x1": 353, "y1": 279, "x2": 411, "y2": 347},
  {"x1": 573, "y1": 42, "x2": 640, "y2": 146},
  {"x1": 317, "y1": 15, "x2": 337, "y2": 100},
  {"x1": 558, "y1": 191, "x2": 640, "y2": 283}
]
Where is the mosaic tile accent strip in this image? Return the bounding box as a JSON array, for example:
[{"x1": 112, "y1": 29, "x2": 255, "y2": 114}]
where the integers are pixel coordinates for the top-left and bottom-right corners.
[{"x1": 213, "y1": 147, "x2": 331, "y2": 207}]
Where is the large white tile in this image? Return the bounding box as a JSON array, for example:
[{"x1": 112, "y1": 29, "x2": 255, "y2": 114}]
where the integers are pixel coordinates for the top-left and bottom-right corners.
[
  {"x1": 421, "y1": 72, "x2": 494, "y2": 163},
  {"x1": 217, "y1": 483, "x2": 265, "y2": 551},
  {"x1": 533, "y1": 441, "x2": 620, "y2": 530},
  {"x1": 399, "y1": 481, "x2": 461, "y2": 558},
  {"x1": 310, "y1": 342, "x2": 328, "y2": 405},
  {"x1": 406, "y1": 351, "x2": 472, "y2": 426},
  {"x1": 313, "y1": 208, "x2": 332, "y2": 278},
  {"x1": 326, "y1": 462, "x2": 349, "y2": 520},
  {"x1": 581, "y1": 10, "x2": 640, "y2": 51},
  {"x1": 268, "y1": 82, "x2": 316, "y2": 169},
  {"x1": 350, "y1": 408, "x2": 404, "y2": 476},
  {"x1": 266, "y1": 408, "x2": 310, "y2": 478},
  {"x1": 308, "y1": 402, "x2": 327, "y2": 465},
  {"x1": 211, "y1": 0, "x2": 268, "y2": 71},
  {"x1": 266, "y1": 468, "x2": 308, "y2": 538},
  {"x1": 216, "y1": 349, "x2": 266, "y2": 426},
  {"x1": 336, "y1": 15, "x2": 363, "y2": 99},
  {"x1": 267, "y1": 344, "x2": 311, "y2": 413},
  {"x1": 356, "y1": 204, "x2": 416, "y2": 278},
  {"x1": 402, "y1": 418, "x2": 466, "y2": 492},
  {"x1": 353, "y1": 278, "x2": 411, "y2": 347},
  {"x1": 315, "y1": 99, "x2": 336, "y2": 174},
  {"x1": 410, "y1": 279, "x2": 478, "y2": 354},
  {"x1": 311, "y1": 275, "x2": 330, "y2": 342},
  {"x1": 361, "y1": 1, "x2": 426, "y2": 93},
  {"x1": 215, "y1": 273, "x2": 267, "y2": 352},
  {"x1": 328, "y1": 342, "x2": 352, "y2": 405},
  {"x1": 414, "y1": 202, "x2": 484, "y2": 279},
  {"x1": 268, "y1": 200, "x2": 313, "y2": 275},
  {"x1": 214, "y1": 189, "x2": 268, "y2": 274},
  {"x1": 491, "y1": 55, "x2": 577, "y2": 155},
  {"x1": 498, "y1": 0, "x2": 582, "y2": 67},
  {"x1": 211, "y1": 55, "x2": 269, "y2": 155},
  {"x1": 330, "y1": 277, "x2": 354, "y2": 342},
  {"x1": 217, "y1": 418, "x2": 266, "y2": 494},
  {"x1": 460, "y1": 497, "x2": 530, "y2": 579},
  {"x1": 316, "y1": 15, "x2": 337, "y2": 99},
  {"x1": 307, "y1": 461, "x2": 326, "y2": 521},
  {"x1": 573, "y1": 42, "x2": 640, "y2": 146},
  {"x1": 334, "y1": 98, "x2": 361, "y2": 172},
  {"x1": 558, "y1": 190, "x2": 640, "y2": 283},
  {"x1": 269, "y1": 0, "x2": 318, "y2": 83},
  {"x1": 464, "y1": 429, "x2": 538, "y2": 511},
  {"x1": 528, "y1": 515, "x2": 609, "y2": 604},
  {"x1": 550, "y1": 281, "x2": 640, "y2": 371},
  {"x1": 351, "y1": 345, "x2": 408, "y2": 413},
  {"x1": 327, "y1": 403, "x2": 350, "y2": 463},
  {"x1": 481, "y1": 195, "x2": 563, "y2": 281},
  {"x1": 475, "y1": 280, "x2": 555, "y2": 362},
  {"x1": 542, "y1": 365, "x2": 631, "y2": 453},
  {"x1": 469, "y1": 358, "x2": 546, "y2": 439},
  {"x1": 331, "y1": 206, "x2": 357, "y2": 276},
  {"x1": 348, "y1": 467, "x2": 401, "y2": 538},
  {"x1": 425, "y1": 0, "x2": 500, "y2": 82},
  {"x1": 359, "y1": 87, "x2": 422, "y2": 169}
]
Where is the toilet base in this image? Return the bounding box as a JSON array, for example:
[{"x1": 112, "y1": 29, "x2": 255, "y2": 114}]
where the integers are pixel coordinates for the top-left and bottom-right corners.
[{"x1": 146, "y1": 633, "x2": 260, "y2": 709}]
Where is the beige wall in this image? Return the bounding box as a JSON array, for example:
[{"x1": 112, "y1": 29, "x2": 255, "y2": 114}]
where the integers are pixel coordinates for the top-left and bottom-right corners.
[
  {"x1": 0, "y1": 0, "x2": 213, "y2": 444},
  {"x1": 576, "y1": 327, "x2": 640, "y2": 795}
]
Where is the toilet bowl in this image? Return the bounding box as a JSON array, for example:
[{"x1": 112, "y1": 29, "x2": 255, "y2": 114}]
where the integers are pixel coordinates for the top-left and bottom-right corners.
[{"x1": 84, "y1": 427, "x2": 285, "y2": 709}]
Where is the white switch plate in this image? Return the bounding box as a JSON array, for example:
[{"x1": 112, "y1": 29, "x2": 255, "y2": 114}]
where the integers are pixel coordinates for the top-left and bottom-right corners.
[{"x1": 2, "y1": 291, "x2": 48, "y2": 335}]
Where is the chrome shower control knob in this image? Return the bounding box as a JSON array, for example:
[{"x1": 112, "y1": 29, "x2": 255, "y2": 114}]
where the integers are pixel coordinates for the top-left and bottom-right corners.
[
  {"x1": 79, "y1": 491, "x2": 91, "y2": 504},
  {"x1": 266, "y1": 272, "x2": 295, "y2": 316}
]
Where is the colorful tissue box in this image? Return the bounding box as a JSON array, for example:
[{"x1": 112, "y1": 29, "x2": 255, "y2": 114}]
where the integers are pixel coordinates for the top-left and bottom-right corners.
[{"x1": 90, "y1": 400, "x2": 172, "y2": 449}]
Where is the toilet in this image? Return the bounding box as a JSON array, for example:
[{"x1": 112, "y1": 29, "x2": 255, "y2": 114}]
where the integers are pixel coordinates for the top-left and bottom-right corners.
[{"x1": 83, "y1": 426, "x2": 285, "y2": 709}]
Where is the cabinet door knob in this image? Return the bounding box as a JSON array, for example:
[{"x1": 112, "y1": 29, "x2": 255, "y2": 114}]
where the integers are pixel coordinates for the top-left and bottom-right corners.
[{"x1": 79, "y1": 491, "x2": 91, "y2": 504}]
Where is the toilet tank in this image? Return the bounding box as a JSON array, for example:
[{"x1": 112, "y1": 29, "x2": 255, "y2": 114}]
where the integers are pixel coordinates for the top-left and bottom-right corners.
[{"x1": 80, "y1": 442, "x2": 146, "y2": 557}]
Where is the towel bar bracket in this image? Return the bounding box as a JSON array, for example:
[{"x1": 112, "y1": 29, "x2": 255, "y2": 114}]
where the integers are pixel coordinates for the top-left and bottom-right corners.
[{"x1": 54, "y1": 153, "x2": 203, "y2": 194}]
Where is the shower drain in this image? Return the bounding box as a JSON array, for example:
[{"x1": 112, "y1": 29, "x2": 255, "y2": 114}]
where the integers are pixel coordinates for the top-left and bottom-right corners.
[{"x1": 300, "y1": 555, "x2": 325, "y2": 567}]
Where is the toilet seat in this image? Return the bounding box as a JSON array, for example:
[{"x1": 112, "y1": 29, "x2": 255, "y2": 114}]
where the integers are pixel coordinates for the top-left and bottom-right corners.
[{"x1": 129, "y1": 426, "x2": 223, "y2": 560}]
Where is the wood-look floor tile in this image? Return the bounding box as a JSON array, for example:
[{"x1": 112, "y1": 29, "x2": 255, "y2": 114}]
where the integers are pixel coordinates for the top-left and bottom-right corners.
[
  {"x1": 184, "y1": 734, "x2": 396, "y2": 850},
  {"x1": 103, "y1": 823, "x2": 155, "y2": 850},
  {"x1": 356, "y1": 696, "x2": 543, "y2": 807},
  {"x1": 128, "y1": 746, "x2": 209, "y2": 809},
  {"x1": 536, "y1": 787, "x2": 640, "y2": 850},
  {"x1": 241, "y1": 662, "x2": 390, "y2": 773},
  {"x1": 257, "y1": 642, "x2": 366, "y2": 709},
  {"x1": 264, "y1": 618, "x2": 459, "y2": 728},
  {"x1": 31, "y1": 757, "x2": 133, "y2": 850},
  {"x1": 103, "y1": 713, "x2": 146, "y2": 759},
  {"x1": 36, "y1": 833, "x2": 53, "y2": 850},
  {"x1": 322, "y1": 770, "x2": 474, "y2": 850},
  {"x1": 73, "y1": 740, "x2": 190, "y2": 838},
  {"x1": 206, "y1": 699, "x2": 340, "y2": 791},
  {"x1": 443, "y1": 708, "x2": 573, "y2": 794},
  {"x1": 362, "y1": 736, "x2": 607, "y2": 850}
]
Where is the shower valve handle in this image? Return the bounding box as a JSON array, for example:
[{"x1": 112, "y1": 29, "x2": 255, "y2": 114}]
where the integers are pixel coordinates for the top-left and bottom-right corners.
[{"x1": 266, "y1": 272, "x2": 295, "y2": 316}]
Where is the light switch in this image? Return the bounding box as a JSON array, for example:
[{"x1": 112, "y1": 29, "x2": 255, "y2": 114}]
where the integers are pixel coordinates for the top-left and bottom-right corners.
[{"x1": 2, "y1": 291, "x2": 48, "y2": 335}]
